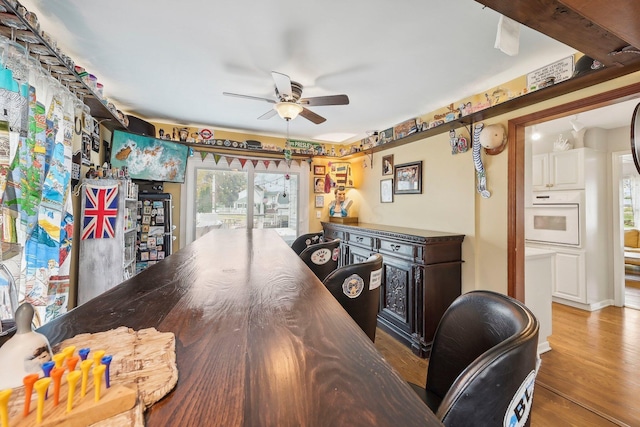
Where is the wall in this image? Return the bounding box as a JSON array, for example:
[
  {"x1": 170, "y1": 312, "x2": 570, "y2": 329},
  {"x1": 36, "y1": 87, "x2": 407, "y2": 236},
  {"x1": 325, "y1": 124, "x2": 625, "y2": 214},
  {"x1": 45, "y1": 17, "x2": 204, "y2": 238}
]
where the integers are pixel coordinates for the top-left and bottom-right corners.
[{"x1": 349, "y1": 70, "x2": 640, "y2": 295}]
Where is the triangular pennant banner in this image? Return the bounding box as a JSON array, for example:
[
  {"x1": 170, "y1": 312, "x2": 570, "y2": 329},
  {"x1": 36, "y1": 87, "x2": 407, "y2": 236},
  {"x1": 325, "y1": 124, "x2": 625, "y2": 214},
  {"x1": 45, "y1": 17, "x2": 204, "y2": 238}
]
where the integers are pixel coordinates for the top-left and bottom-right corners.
[
  {"x1": 200, "y1": 151, "x2": 208, "y2": 161},
  {"x1": 251, "y1": 160, "x2": 259, "y2": 168},
  {"x1": 239, "y1": 158, "x2": 248, "y2": 168},
  {"x1": 226, "y1": 157, "x2": 234, "y2": 166},
  {"x1": 274, "y1": 160, "x2": 281, "y2": 168},
  {"x1": 213, "y1": 154, "x2": 222, "y2": 164},
  {"x1": 263, "y1": 160, "x2": 271, "y2": 169}
]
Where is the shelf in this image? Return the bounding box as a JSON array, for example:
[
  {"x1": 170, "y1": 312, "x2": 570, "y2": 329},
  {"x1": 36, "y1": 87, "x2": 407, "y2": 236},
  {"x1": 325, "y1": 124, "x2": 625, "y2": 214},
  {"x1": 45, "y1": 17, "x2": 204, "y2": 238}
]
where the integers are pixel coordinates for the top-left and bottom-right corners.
[
  {"x1": 339, "y1": 59, "x2": 640, "y2": 161},
  {"x1": 124, "y1": 228, "x2": 136, "y2": 234},
  {"x1": 0, "y1": 0, "x2": 127, "y2": 132}
]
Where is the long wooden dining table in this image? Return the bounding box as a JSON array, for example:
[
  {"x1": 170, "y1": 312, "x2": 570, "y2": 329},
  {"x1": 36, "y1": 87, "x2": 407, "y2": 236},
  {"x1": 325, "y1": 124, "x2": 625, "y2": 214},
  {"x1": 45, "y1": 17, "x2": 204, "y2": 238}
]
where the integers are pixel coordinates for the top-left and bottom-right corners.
[{"x1": 37, "y1": 228, "x2": 442, "y2": 426}]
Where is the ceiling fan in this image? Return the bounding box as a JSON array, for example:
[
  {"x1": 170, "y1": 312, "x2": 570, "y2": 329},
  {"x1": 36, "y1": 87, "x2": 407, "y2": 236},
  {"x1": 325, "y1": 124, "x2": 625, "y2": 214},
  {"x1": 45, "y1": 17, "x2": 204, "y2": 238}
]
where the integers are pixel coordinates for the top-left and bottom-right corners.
[{"x1": 223, "y1": 71, "x2": 349, "y2": 124}]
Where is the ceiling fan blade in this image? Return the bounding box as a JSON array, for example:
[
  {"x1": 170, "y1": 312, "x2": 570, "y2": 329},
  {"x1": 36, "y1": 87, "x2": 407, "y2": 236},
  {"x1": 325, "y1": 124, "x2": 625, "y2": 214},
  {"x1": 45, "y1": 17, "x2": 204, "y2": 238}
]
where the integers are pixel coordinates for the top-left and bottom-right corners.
[
  {"x1": 223, "y1": 92, "x2": 275, "y2": 103},
  {"x1": 258, "y1": 109, "x2": 278, "y2": 120},
  {"x1": 299, "y1": 107, "x2": 326, "y2": 124},
  {"x1": 271, "y1": 71, "x2": 292, "y2": 100},
  {"x1": 300, "y1": 94, "x2": 350, "y2": 106}
]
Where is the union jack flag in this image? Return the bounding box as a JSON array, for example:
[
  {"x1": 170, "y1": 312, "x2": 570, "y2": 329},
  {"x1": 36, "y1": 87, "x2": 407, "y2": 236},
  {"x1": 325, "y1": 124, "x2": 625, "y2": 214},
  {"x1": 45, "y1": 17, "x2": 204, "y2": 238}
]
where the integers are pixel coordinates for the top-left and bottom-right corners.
[{"x1": 81, "y1": 184, "x2": 119, "y2": 239}]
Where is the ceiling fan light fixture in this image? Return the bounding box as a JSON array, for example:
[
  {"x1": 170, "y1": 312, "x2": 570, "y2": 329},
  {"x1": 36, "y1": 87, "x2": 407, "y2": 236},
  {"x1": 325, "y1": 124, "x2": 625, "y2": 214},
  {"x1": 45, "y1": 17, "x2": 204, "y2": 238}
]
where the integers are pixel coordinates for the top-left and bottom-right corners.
[{"x1": 275, "y1": 102, "x2": 303, "y2": 121}]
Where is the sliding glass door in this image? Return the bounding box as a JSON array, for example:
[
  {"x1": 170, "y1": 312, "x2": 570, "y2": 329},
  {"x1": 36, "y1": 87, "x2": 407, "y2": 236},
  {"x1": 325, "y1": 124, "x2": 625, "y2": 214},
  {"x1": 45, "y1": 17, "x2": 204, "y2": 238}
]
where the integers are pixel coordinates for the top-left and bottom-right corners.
[{"x1": 190, "y1": 161, "x2": 300, "y2": 244}]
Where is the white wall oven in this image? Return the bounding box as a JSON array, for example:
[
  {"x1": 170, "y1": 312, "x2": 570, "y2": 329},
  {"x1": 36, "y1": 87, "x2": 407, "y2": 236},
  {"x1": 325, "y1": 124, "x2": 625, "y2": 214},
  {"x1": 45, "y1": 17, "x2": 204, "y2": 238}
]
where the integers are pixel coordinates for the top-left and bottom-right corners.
[{"x1": 525, "y1": 191, "x2": 582, "y2": 247}]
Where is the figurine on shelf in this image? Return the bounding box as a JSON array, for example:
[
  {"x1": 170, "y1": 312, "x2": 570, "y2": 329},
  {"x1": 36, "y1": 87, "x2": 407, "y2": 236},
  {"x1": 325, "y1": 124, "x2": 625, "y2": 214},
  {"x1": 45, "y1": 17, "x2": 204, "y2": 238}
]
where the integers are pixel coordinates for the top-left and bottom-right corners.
[{"x1": 329, "y1": 186, "x2": 352, "y2": 218}]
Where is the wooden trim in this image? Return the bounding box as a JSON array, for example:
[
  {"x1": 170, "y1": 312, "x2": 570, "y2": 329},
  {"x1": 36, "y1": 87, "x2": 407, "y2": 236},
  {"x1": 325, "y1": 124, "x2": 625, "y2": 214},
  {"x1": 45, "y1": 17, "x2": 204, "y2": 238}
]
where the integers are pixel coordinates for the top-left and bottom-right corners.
[{"x1": 508, "y1": 80, "x2": 640, "y2": 301}]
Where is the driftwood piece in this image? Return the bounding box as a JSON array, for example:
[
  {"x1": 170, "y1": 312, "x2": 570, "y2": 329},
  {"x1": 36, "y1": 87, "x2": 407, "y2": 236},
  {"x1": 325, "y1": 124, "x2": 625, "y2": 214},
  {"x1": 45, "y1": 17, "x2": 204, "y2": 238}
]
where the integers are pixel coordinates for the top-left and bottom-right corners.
[{"x1": 7, "y1": 327, "x2": 177, "y2": 427}]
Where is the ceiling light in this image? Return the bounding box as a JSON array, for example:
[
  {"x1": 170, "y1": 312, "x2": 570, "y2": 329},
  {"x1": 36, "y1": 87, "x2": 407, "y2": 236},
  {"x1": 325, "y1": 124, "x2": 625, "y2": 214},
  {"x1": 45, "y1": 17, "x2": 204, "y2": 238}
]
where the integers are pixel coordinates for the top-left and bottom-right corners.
[
  {"x1": 570, "y1": 114, "x2": 585, "y2": 132},
  {"x1": 531, "y1": 126, "x2": 541, "y2": 141},
  {"x1": 274, "y1": 102, "x2": 303, "y2": 121}
]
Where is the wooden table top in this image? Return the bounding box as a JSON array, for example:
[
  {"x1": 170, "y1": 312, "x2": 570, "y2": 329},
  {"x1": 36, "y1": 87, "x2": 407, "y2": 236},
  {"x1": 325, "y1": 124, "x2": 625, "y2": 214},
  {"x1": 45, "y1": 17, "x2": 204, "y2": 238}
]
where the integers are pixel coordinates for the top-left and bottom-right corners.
[{"x1": 37, "y1": 229, "x2": 441, "y2": 426}]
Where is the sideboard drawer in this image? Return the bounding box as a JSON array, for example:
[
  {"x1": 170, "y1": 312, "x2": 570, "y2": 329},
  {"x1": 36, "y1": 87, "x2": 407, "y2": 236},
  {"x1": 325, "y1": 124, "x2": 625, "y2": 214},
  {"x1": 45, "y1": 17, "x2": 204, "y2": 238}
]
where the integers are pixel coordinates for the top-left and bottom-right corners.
[
  {"x1": 325, "y1": 229, "x2": 344, "y2": 241},
  {"x1": 379, "y1": 239, "x2": 415, "y2": 260},
  {"x1": 347, "y1": 233, "x2": 374, "y2": 249}
]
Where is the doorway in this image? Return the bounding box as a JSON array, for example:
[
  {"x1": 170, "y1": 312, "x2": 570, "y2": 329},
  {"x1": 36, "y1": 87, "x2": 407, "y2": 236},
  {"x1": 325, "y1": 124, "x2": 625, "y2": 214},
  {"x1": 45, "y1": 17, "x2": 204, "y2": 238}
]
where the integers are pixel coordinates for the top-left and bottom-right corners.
[
  {"x1": 617, "y1": 153, "x2": 640, "y2": 309},
  {"x1": 509, "y1": 81, "x2": 640, "y2": 303}
]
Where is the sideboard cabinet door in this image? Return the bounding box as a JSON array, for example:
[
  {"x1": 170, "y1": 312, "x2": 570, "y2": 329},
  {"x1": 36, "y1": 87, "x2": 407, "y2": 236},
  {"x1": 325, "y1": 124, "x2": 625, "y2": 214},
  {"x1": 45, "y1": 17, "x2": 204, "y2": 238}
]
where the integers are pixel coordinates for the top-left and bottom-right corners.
[{"x1": 322, "y1": 222, "x2": 464, "y2": 358}]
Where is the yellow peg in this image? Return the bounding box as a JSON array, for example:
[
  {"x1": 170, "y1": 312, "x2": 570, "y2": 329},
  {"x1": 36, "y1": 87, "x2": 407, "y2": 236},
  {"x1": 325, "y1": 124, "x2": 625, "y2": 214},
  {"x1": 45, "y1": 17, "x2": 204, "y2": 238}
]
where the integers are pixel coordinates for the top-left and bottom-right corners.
[
  {"x1": 92, "y1": 364, "x2": 106, "y2": 402},
  {"x1": 62, "y1": 345, "x2": 76, "y2": 359},
  {"x1": 92, "y1": 350, "x2": 105, "y2": 368},
  {"x1": 0, "y1": 389, "x2": 12, "y2": 427},
  {"x1": 34, "y1": 377, "x2": 52, "y2": 424},
  {"x1": 66, "y1": 371, "x2": 81, "y2": 413},
  {"x1": 79, "y1": 359, "x2": 93, "y2": 398},
  {"x1": 52, "y1": 353, "x2": 66, "y2": 369}
]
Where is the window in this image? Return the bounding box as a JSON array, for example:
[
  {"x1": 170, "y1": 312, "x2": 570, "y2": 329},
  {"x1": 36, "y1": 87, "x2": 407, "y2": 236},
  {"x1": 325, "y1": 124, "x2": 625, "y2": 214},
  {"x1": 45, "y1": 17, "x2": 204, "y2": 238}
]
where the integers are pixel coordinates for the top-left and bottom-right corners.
[{"x1": 183, "y1": 155, "x2": 309, "y2": 246}]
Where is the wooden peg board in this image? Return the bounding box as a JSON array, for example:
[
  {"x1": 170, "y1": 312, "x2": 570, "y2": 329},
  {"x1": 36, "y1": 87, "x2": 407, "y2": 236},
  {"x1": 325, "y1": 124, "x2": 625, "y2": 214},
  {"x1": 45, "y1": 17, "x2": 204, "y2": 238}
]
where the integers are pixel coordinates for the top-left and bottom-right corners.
[{"x1": 6, "y1": 327, "x2": 177, "y2": 427}]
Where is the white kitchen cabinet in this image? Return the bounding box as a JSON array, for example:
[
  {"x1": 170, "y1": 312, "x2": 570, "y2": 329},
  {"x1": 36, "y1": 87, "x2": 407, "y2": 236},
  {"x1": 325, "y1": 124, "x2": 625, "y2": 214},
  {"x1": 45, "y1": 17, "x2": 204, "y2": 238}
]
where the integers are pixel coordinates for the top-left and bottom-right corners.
[
  {"x1": 532, "y1": 148, "x2": 585, "y2": 191},
  {"x1": 552, "y1": 249, "x2": 585, "y2": 303}
]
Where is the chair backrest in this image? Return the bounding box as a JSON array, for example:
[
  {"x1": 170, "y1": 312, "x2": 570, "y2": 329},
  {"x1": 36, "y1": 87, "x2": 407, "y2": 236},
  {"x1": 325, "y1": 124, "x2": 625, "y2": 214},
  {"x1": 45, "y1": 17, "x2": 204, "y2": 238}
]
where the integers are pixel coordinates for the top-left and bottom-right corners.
[
  {"x1": 291, "y1": 231, "x2": 324, "y2": 255},
  {"x1": 299, "y1": 238, "x2": 341, "y2": 282},
  {"x1": 426, "y1": 290, "x2": 539, "y2": 427},
  {"x1": 322, "y1": 254, "x2": 384, "y2": 341}
]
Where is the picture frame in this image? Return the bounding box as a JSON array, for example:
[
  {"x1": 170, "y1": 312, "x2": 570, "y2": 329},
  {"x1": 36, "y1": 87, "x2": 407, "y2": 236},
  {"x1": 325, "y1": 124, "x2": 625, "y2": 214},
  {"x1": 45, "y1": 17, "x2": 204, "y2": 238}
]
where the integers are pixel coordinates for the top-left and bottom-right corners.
[
  {"x1": 315, "y1": 195, "x2": 325, "y2": 208},
  {"x1": 382, "y1": 154, "x2": 394, "y2": 176},
  {"x1": 380, "y1": 179, "x2": 394, "y2": 203},
  {"x1": 394, "y1": 161, "x2": 422, "y2": 194},
  {"x1": 314, "y1": 177, "x2": 326, "y2": 193},
  {"x1": 314, "y1": 165, "x2": 326, "y2": 175}
]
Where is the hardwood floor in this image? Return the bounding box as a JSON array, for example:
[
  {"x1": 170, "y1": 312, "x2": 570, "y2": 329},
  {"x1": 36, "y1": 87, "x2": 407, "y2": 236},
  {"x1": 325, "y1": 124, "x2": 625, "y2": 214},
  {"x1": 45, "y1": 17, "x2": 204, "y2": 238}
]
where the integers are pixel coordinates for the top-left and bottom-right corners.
[{"x1": 375, "y1": 302, "x2": 640, "y2": 426}]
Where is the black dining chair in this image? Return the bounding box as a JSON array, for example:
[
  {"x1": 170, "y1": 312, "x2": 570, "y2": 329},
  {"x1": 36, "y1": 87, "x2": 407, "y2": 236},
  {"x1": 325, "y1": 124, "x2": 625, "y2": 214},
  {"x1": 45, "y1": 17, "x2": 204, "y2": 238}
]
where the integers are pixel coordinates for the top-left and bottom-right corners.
[
  {"x1": 299, "y1": 238, "x2": 340, "y2": 282},
  {"x1": 409, "y1": 290, "x2": 540, "y2": 427},
  {"x1": 291, "y1": 231, "x2": 324, "y2": 255},
  {"x1": 322, "y1": 253, "x2": 384, "y2": 342}
]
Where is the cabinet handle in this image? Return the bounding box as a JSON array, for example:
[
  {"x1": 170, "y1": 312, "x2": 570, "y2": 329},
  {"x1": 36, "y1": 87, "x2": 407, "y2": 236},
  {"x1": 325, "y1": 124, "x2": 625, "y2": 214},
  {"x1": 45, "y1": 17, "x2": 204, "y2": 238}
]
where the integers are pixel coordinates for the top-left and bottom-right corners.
[{"x1": 391, "y1": 244, "x2": 401, "y2": 251}]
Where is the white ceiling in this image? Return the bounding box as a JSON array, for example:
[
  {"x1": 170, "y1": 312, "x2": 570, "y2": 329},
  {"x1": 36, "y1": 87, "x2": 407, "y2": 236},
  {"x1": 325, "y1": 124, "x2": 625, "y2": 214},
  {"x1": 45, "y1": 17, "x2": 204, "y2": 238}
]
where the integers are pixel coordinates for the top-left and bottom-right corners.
[{"x1": 22, "y1": 0, "x2": 580, "y2": 144}]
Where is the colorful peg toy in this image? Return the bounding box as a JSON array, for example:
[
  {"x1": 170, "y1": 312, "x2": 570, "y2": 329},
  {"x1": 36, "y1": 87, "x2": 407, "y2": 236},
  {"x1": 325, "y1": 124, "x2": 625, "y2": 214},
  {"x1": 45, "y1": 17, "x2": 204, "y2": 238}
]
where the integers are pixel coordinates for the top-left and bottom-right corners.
[{"x1": 0, "y1": 389, "x2": 11, "y2": 427}]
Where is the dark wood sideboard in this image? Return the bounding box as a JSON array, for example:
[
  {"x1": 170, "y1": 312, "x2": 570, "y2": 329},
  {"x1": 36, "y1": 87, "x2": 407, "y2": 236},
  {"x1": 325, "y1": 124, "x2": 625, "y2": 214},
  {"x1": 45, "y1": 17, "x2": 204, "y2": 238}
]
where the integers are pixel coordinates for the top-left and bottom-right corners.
[{"x1": 323, "y1": 222, "x2": 464, "y2": 357}]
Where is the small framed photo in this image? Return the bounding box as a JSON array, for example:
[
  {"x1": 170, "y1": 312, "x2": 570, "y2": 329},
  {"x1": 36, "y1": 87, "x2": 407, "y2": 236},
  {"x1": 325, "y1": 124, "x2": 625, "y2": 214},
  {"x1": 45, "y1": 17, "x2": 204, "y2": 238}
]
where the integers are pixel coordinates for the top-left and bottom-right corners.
[
  {"x1": 382, "y1": 154, "x2": 393, "y2": 176},
  {"x1": 314, "y1": 177, "x2": 326, "y2": 193},
  {"x1": 314, "y1": 165, "x2": 326, "y2": 175},
  {"x1": 315, "y1": 195, "x2": 324, "y2": 208},
  {"x1": 380, "y1": 179, "x2": 394, "y2": 203},
  {"x1": 143, "y1": 206, "x2": 152, "y2": 215},
  {"x1": 394, "y1": 161, "x2": 422, "y2": 194}
]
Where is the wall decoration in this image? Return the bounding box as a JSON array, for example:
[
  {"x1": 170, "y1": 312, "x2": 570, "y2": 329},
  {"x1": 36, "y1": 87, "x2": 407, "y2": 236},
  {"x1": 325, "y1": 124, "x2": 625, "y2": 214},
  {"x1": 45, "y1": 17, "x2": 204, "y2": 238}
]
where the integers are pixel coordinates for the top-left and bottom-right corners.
[
  {"x1": 329, "y1": 162, "x2": 354, "y2": 188},
  {"x1": 380, "y1": 179, "x2": 393, "y2": 203},
  {"x1": 480, "y1": 123, "x2": 507, "y2": 155},
  {"x1": 394, "y1": 161, "x2": 422, "y2": 194},
  {"x1": 472, "y1": 123, "x2": 491, "y2": 198},
  {"x1": 382, "y1": 154, "x2": 393, "y2": 176},
  {"x1": 378, "y1": 128, "x2": 393, "y2": 145},
  {"x1": 449, "y1": 129, "x2": 469, "y2": 155},
  {"x1": 314, "y1": 177, "x2": 326, "y2": 193},
  {"x1": 315, "y1": 195, "x2": 325, "y2": 208},
  {"x1": 393, "y1": 118, "x2": 418, "y2": 140},
  {"x1": 314, "y1": 165, "x2": 326, "y2": 175}
]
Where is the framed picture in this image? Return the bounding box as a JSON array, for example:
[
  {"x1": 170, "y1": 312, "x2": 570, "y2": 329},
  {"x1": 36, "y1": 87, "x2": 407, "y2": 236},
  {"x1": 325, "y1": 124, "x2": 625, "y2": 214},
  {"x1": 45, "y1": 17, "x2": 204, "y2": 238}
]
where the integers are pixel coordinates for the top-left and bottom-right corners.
[
  {"x1": 382, "y1": 154, "x2": 394, "y2": 176},
  {"x1": 314, "y1": 165, "x2": 326, "y2": 175},
  {"x1": 394, "y1": 161, "x2": 422, "y2": 194},
  {"x1": 314, "y1": 177, "x2": 326, "y2": 193},
  {"x1": 380, "y1": 179, "x2": 393, "y2": 203},
  {"x1": 315, "y1": 195, "x2": 325, "y2": 208}
]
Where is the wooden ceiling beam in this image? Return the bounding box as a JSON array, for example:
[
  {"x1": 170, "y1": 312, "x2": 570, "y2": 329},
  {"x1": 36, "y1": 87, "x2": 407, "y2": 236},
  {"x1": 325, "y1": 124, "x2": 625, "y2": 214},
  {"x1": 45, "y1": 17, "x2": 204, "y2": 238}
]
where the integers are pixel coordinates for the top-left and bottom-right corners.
[{"x1": 476, "y1": 0, "x2": 640, "y2": 67}]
